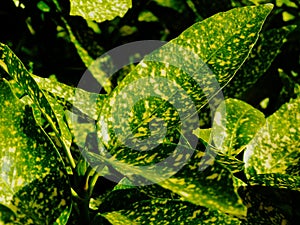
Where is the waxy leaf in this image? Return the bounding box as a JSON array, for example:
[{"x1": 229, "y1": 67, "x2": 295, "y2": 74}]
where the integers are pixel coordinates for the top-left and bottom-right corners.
[
  {"x1": 212, "y1": 98, "x2": 265, "y2": 156},
  {"x1": 0, "y1": 80, "x2": 71, "y2": 224},
  {"x1": 69, "y1": 0, "x2": 132, "y2": 23},
  {"x1": 0, "y1": 43, "x2": 74, "y2": 168},
  {"x1": 84, "y1": 4, "x2": 273, "y2": 216},
  {"x1": 96, "y1": 4, "x2": 273, "y2": 169},
  {"x1": 244, "y1": 95, "x2": 300, "y2": 177},
  {"x1": 224, "y1": 25, "x2": 296, "y2": 98},
  {"x1": 102, "y1": 199, "x2": 241, "y2": 225}
]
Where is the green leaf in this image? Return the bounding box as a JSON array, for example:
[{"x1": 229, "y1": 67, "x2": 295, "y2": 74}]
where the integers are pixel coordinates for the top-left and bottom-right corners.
[
  {"x1": 248, "y1": 173, "x2": 300, "y2": 191},
  {"x1": 84, "y1": 4, "x2": 273, "y2": 216},
  {"x1": 32, "y1": 74, "x2": 106, "y2": 120},
  {"x1": 238, "y1": 186, "x2": 300, "y2": 224},
  {"x1": 0, "y1": 80, "x2": 71, "y2": 224},
  {"x1": 192, "y1": 128, "x2": 212, "y2": 146},
  {"x1": 224, "y1": 25, "x2": 296, "y2": 99},
  {"x1": 69, "y1": 0, "x2": 132, "y2": 23},
  {"x1": 212, "y1": 98, "x2": 265, "y2": 156},
  {"x1": 101, "y1": 199, "x2": 241, "y2": 225},
  {"x1": 244, "y1": 95, "x2": 300, "y2": 177},
  {"x1": 0, "y1": 43, "x2": 75, "y2": 168},
  {"x1": 96, "y1": 4, "x2": 273, "y2": 166}
]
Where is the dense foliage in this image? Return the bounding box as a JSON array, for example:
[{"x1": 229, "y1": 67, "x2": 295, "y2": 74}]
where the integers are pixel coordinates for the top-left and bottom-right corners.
[{"x1": 0, "y1": 0, "x2": 299, "y2": 224}]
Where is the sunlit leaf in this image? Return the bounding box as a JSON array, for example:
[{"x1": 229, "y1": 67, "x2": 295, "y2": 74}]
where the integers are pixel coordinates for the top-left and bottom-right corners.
[
  {"x1": 224, "y1": 25, "x2": 296, "y2": 99},
  {"x1": 212, "y1": 98, "x2": 265, "y2": 156},
  {"x1": 0, "y1": 43, "x2": 74, "y2": 168},
  {"x1": 244, "y1": 95, "x2": 300, "y2": 177},
  {"x1": 0, "y1": 80, "x2": 71, "y2": 224},
  {"x1": 69, "y1": 0, "x2": 132, "y2": 23}
]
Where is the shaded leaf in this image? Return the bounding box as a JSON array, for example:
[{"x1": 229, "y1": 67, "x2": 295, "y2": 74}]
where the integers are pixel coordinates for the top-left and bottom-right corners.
[
  {"x1": 101, "y1": 199, "x2": 241, "y2": 225},
  {"x1": 69, "y1": 0, "x2": 132, "y2": 23},
  {"x1": 248, "y1": 173, "x2": 300, "y2": 191},
  {"x1": 0, "y1": 80, "x2": 71, "y2": 224},
  {"x1": 238, "y1": 186, "x2": 300, "y2": 224},
  {"x1": 244, "y1": 95, "x2": 300, "y2": 177},
  {"x1": 212, "y1": 98, "x2": 265, "y2": 156}
]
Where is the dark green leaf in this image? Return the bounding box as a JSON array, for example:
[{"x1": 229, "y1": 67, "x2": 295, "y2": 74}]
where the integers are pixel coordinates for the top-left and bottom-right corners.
[
  {"x1": 102, "y1": 199, "x2": 241, "y2": 225},
  {"x1": 0, "y1": 80, "x2": 71, "y2": 224},
  {"x1": 224, "y1": 25, "x2": 296, "y2": 99}
]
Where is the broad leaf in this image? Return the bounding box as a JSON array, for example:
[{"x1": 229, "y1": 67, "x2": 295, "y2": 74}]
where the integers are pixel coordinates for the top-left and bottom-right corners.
[
  {"x1": 244, "y1": 95, "x2": 300, "y2": 177},
  {"x1": 102, "y1": 200, "x2": 241, "y2": 224},
  {"x1": 96, "y1": 4, "x2": 273, "y2": 169},
  {"x1": 248, "y1": 173, "x2": 300, "y2": 191},
  {"x1": 212, "y1": 98, "x2": 265, "y2": 156},
  {"x1": 0, "y1": 80, "x2": 71, "y2": 224},
  {"x1": 69, "y1": 0, "x2": 132, "y2": 23},
  {"x1": 85, "y1": 4, "x2": 273, "y2": 216}
]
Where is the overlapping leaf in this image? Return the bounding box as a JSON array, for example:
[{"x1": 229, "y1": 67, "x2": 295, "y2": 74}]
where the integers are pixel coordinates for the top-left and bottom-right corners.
[
  {"x1": 69, "y1": 0, "x2": 132, "y2": 23},
  {"x1": 212, "y1": 98, "x2": 265, "y2": 156},
  {"x1": 0, "y1": 43, "x2": 74, "y2": 168},
  {"x1": 0, "y1": 80, "x2": 71, "y2": 224},
  {"x1": 85, "y1": 4, "x2": 273, "y2": 216},
  {"x1": 244, "y1": 95, "x2": 300, "y2": 177},
  {"x1": 96, "y1": 4, "x2": 273, "y2": 165},
  {"x1": 224, "y1": 25, "x2": 296, "y2": 98},
  {"x1": 101, "y1": 199, "x2": 240, "y2": 224}
]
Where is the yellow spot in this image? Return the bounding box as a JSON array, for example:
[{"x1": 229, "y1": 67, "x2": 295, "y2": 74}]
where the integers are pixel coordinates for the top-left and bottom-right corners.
[
  {"x1": 60, "y1": 199, "x2": 66, "y2": 206},
  {"x1": 38, "y1": 192, "x2": 44, "y2": 199}
]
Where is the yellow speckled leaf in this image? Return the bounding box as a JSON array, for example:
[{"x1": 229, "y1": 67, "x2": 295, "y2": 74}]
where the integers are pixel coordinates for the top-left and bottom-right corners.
[
  {"x1": 212, "y1": 98, "x2": 265, "y2": 156},
  {"x1": 70, "y1": 0, "x2": 132, "y2": 23},
  {"x1": 244, "y1": 95, "x2": 300, "y2": 177},
  {"x1": 102, "y1": 199, "x2": 241, "y2": 225},
  {"x1": 0, "y1": 80, "x2": 71, "y2": 224}
]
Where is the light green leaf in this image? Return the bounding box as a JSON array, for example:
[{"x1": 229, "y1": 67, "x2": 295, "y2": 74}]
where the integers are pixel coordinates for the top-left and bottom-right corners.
[
  {"x1": 244, "y1": 95, "x2": 300, "y2": 177},
  {"x1": 69, "y1": 0, "x2": 132, "y2": 23},
  {"x1": 192, "y1": 128, "x2": 212, "y2": 146},
  {"x1": 212, "y1": 98, "x2": 265, "y2": 156},
  {"x1": 0, "y1": 80, "x2": 71, "y2": 224},
  {"x1": 102, "y1": 199, "x2": 241, "y2": 225},
  {"x1": 0, "y1": 43, "x2": 74, "y2": 168}
]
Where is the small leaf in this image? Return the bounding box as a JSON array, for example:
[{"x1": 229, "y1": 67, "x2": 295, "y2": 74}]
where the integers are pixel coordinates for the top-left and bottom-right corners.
[
  {"x1": 69, "y1": 0, "x2": 132, "y2": 23},
  {"x1": 244, "y1": 95, "x2": 300, "y2": 177},
  {"x1": 0, "y1": 80, "x2": 71, "y2": 224},
  {"x1": 212, "y1": 98, "x2": 265, "y2": 156}
]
